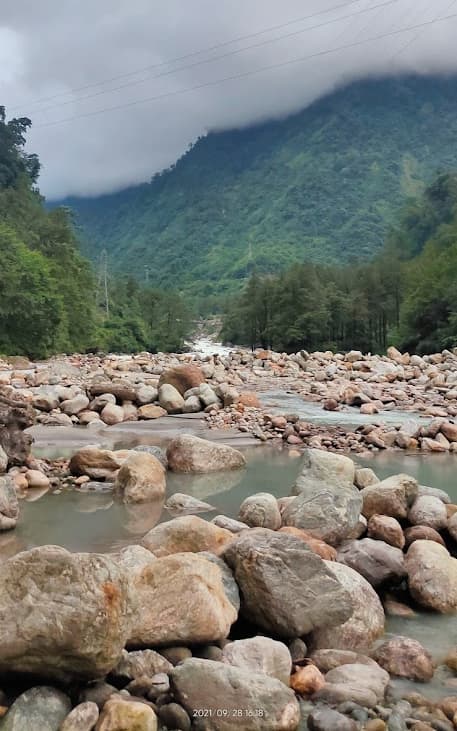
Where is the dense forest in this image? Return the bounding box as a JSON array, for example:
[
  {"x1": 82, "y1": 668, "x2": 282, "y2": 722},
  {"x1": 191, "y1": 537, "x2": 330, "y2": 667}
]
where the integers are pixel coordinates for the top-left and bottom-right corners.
[
  {"x1": 63, "y1": 76, "x2": 457, "y2": 301},
  {"x1": 221, "y1": 173, "x2": 457, "y2": 355},
  {"x1": 0, "y1": 107, "x2": 191, "y2": 358}
]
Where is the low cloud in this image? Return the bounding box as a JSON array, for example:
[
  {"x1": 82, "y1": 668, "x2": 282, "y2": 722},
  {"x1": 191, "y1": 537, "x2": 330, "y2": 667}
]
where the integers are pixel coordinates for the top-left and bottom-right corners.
[{"x1": 1, "y1": 0, "x2": 456, "y2": 199}]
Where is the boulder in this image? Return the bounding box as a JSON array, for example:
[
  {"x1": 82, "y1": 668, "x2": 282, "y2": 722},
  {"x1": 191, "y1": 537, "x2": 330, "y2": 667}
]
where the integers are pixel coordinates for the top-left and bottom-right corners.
[
  {"x1": 165, "y1": 493, "x2": 214, "y2": 515},
  {"x1": 136, "y1": 385, "x2": 158, "y2": 405},
  {"x1": 96, "y1": 699, "x2": 157, "y2": 730},
  {"x1": 292, "y1": 448, "x2": 355, "y2": 495},
  {"x1": 449, "y1": 512, "x2": 457, "y2": 541},
  {"x1": 25, "y1": 469, "x2": 50, "y2": 489},
  {"x1": 354, "y1": 467, "x2": 379, "y2": 490},
  {"x1": 126, "y1": 553, "x2": 237, "y2": 647},
  {"x1": 0, "y1": 445, "x2": 7, "y2": 473},
  {"x1": 310, "y1": 649, "x2": 378, "y2": 673},
  {"x1": 406, "y1": 540, "x2": 457, "y2": 612},
  {"x1": 404, "y1": 524, "x2": 446, "y2": 548},
  {"x1": 211, "y1": 515, "x2": 249, "y2": 533},
  {"x1": 311, "y1": 561, "x2": 385, "y2": 652},
  {"x1": 440, "y1": 421, "x2": 457, "y2": 442},
  {"x1": 158, "y1": 364, "x2": 205, "y2": 395},
  {"x1": 367, "y1": 514, "x2": 405, "y2": 549},
  {"x1": 408, "y1": 495, "x2": 448, "y2": 531},
  {"x1": 337, "y1": 538, "x2": 406, "y2": 587},
  {"x1": 100, "y1": 403, "x2": 125, "y2": 425},
  {"x1": 0, "y1": 475, "x2": 19, "y2": 531},
  {"x1": 315, "y1": 662, "x2": 389, "y2": 708},
  {"x1": 60, "y1": 702, "x2": 100, "y2": 731},
  {"x1": 141, "y1": 515, "x2": 234, "y2": 557},
  {"x1": 158, "y1": 384, "x2": 185, "y2": 413},
  {"x1": 0, "y1": 687, "x2": 71, "y2": 731},
  {"x1": 167, "y1": 434, "x2": 246, "y2": 473},
  {"x1": 111, "y1": 649, "x2": 172, "y2": 682},
  {"x1": 238, "y1": 492, "x2": 281, "y2": 529},
  {"x1": 171, "y1": 658, "x2": 300, "y2": 731},
  {"x1": 373, "y1": 636, "x2": 434, "y2": 682},
  {"x1": 183, "y1": 395, "x2": 201, "y2": 413},
  {"x1": 290, "y1": 665, "x2": 325, "y2": 696},
  {"x1": 307, "y1": 708, "x2": 357, "y2": 731},
  {"x1": 69, "y1": 448, "x2": 122, "y2": 480},
  {"x1": 0, "y1": 545, "x2": 130, "y2": 681},
  {"x1": 282, "y1": 481, "x2": 362, "y2": 546},
  {"x1": 137, "y1": 404, "x2": 167, "y2": 420},
  {"x1": 114, "y1": 452, "x2": 165, "y2": 504},
  {"x1": 221, "y1": 637, "x2": 292, "y2": 685},
  {"x1": 60, "y1": 394, "x2": 90, "y2": 416},
  {"x1": 89, "y1": 382, "x2": 137, "y2": 402},
  {"x1": 223, "y1": 529, "x2": 352, "y2": 638},
  {"x1": 361, "y1": 474, "x2": 418, "y2": 520},
  {"x1": 278, "y1": 526, "x2": 337, "y2": 560}
]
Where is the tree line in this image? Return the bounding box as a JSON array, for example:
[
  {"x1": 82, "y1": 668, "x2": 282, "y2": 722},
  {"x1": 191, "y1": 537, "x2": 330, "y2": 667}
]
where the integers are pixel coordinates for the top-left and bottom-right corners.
[{"x1": 222, "y1": 173, "x2": 457, "y2": 355}]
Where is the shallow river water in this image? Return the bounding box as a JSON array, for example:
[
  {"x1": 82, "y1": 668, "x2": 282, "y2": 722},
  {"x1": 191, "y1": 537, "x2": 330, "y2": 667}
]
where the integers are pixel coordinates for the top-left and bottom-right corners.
[{"x1": 4, "y1": 424, "x2": 457, "y2": 697}]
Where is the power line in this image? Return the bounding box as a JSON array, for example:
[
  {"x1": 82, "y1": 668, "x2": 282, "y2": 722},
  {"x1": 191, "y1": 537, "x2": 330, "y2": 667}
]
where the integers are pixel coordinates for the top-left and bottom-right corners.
[
  {"x1": 389, "y1": 0, "x2": 457, "y2": 63},
  {"x1": 24, "y1": 0, "x2": 402, "y2": 119},
  {"x1": 9, "y1": 0, "x2": 369, "y2": 113},
  {"x1": 35, "y1": 8, "x2": 457, "y2": 130}
]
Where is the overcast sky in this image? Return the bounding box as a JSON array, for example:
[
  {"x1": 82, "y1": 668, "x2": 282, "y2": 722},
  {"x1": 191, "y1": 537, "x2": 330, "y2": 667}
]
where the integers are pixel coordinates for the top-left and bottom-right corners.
[{"x1": 1, "y1": 0, "x2": 457, "y2": 199}]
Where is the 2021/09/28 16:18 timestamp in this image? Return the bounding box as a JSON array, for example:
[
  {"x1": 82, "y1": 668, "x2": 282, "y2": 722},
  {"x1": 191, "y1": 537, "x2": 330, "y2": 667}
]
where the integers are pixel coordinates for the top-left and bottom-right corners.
[{"x1": 193, "y1": 708, "x2": 265, "y2": 718}]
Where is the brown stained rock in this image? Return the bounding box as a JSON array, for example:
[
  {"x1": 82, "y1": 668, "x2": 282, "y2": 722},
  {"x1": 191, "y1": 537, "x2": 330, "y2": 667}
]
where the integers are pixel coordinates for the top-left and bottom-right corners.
[
  {"x1": 290, "y1": 665, "x2": 325, "y2": 695},
  {"x1": 367, "y1": 514, "x2": 405, "y2": 549},
  {"x1": 141, "y1": 515, "x2": 234, "y2": 557},
  {"x1": 406, "y1": 540, "x2": 457, "y2": 612},
  {"x1": 278, "y1": 526, "x2": 337, "y2": 560},
  {"x1": 373, "y1": 636, "x2": 434, "y2": 682},
  {"x1": 114, "y1": 452, "x2": 165, "y2": 504},
  {"x1": 158, "y1": 364, "x2": 204, "y2": 395}
]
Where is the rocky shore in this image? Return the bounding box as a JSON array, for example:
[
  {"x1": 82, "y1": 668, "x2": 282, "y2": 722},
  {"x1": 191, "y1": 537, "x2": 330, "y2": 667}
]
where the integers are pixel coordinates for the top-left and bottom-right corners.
[
  {"x1": 1, "y1": 346, "x2": 457, "y2": 729},
  {"x1": 0, "y1": 442, "x2": 457, "y2": 729}
]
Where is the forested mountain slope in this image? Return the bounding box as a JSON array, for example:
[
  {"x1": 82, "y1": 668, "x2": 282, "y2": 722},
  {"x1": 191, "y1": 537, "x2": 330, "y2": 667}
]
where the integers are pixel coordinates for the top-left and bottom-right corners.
[{"x1": 62, "y1": 76, "x2": 457, "y2": 296}]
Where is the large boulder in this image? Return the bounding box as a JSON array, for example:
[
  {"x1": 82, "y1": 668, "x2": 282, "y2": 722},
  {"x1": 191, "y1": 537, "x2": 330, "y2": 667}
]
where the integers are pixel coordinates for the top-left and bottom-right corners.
[
  {"x1": 171, "y1": 658, "x2": 300, "y2": 731},
  {"x1": 408, "y1": 495, "x2": 448, "y2": 531},
  {"x1": 361, "y1": 474, "x2": 418, "y2": 520},
  {"x1": 367, "y1": 514, "x2": 405, "y2": 549},
  {"x1": 0, "y1": 546, "x2": 130, "y2": 681},
  {"x1": 373, "y1": 636, "x2": 434, "y2": 682},
  {"x1": 406, "y1": 540, "x2": 457, "y2": 612},
  {"x1": 223, "y1": 529, "x2": 352, "y2": 638},
  {"x1": 127, "y1": 553, "x2": 237, "y2": 647},
  {"x1": 0, "y1": 475, "x2": 19, "y2": 531},
  {"x1": 314, "y1": 662, "x2": 389, "y2": 708},
  {"x1": 311, "y1": 561, "x2": 385, "y2": 652},
  {"x1": 167, "y1": 434, "x2": 246, "y2": 473},
  {"x1": 0, "y1": 687, "x2": 71, "y2": 731},
  {"x1": 221, "y1": 637, "x2": 292, "y2": 685},
  {"x1": 96, "y1": 699, "x2": 157, "y2": 731},
  {"x1": 292, "y1": 448, "x2": 355, "y2": 495},
  {"x1": 282, "y1": 483, "x2": 362, "y2": 547},
  {"x1": 238, "y1": 492, "x2": 281, "y2": 529},
  {"x1": 69, "y1": 447, "x2": 122, "y2": 480},
  {"x1": 158, "y1": 364, "x2": 205, "y2": 395},
  {"x1": 158, "y1": 384, "x2": 185, "y2": 413},
  {"x1": 141, "y1": 515, "x2": 234, "y2": 557},
  {"x1": 113, "y1": 452, "x2": 166, "y2": 503},
  {"x1": 337, "y1": 538, "x2": 406, "y2": 587}
]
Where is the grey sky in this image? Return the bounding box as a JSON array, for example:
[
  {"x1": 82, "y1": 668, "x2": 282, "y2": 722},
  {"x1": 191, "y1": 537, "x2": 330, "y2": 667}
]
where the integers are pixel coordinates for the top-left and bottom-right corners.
[{"x1": 1, "y1": 0, "x2": 456, "y2": 199}]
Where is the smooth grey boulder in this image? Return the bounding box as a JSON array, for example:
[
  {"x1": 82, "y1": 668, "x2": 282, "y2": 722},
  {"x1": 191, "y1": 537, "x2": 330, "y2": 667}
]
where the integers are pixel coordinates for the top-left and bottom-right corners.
[
  {"x1": 171, "y1": 658, "x2": 300, "y2": 730},
  {"x1": 165, "y1": 492, "x2": 214, "y2": 515},
  {"x1": 314, "y1": 661, "x2": 389, "y2": 708},
  {"x1": 337, "y1": 537, "x2": 406, "y2": 587},
  {"x1": 307, "y1": 708, "x2": 357, "y2": 731},
  {"x1": 282, "y1": 482, "x2": 362, "y2": 546},
  {"x1": 292, "y1": 448, "x2": 355, "y2": 495},
  {"x1": 0, "y1": 687, "x2": 71, "y2": 731},
  {"x1": 408, "y1": 495, "x2": 448, "y2": 531},
  {"x1": 0, "y1": 475, "x2": 19, "y2": 531},
  {"x1": 223, "y1": 529, "x2": 352, "y2": 638},
  {"x1": 221, "y1": 637, "x2": 292, "y2": 686},
  {"x1": 167, "y1": 434, "x2": 246, "y2": 473},
  {"x1": 406, "y1": 540, "x2": 457, "y2": 612},
  {"x1": 311, "y1": 561, "x2": 385, "y2": 652},
  {"x1": 238, "y1": 492, "x2": 281, "y2": 529},
  {"x1": 158, "y1": 383, "x2": 185, "y2": 413},
  {"x1": 111, "y1": 649, "x2": 172, "y2": 681},
  {"x1": 0, "y1": 545, "x2": 130, "y2": 681}
]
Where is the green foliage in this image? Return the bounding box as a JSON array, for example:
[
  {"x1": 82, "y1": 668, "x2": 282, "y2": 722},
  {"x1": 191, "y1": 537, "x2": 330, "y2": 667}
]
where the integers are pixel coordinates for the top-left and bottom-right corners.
[
  {"x1": 0, "y1": 107, "x2": 192, "y2": 357},
  {"x1": 63, "y1": 77, "x2": 457, "y2": 299},
  {"x1": 222, "y1": 172, "x2": 457, "y2": 355}
]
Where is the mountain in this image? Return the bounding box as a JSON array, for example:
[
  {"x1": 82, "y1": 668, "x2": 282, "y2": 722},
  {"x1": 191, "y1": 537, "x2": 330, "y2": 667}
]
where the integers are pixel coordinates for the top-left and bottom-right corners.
[{"x1": 60, "y1": 76, "x2": 457, "y2": 299}]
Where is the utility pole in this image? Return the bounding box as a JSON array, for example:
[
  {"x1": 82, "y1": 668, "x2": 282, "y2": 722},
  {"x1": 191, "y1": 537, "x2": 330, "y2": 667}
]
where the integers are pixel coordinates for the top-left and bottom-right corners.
[{"x1": 96, "y1": 249, "x2": 110, "y2": 318}]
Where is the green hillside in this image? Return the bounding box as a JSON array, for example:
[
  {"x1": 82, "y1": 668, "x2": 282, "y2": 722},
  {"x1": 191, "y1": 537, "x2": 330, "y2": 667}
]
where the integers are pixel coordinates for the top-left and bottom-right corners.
[{"x1": 62, "y1": 76, "x2": 457, "y2": 297}]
